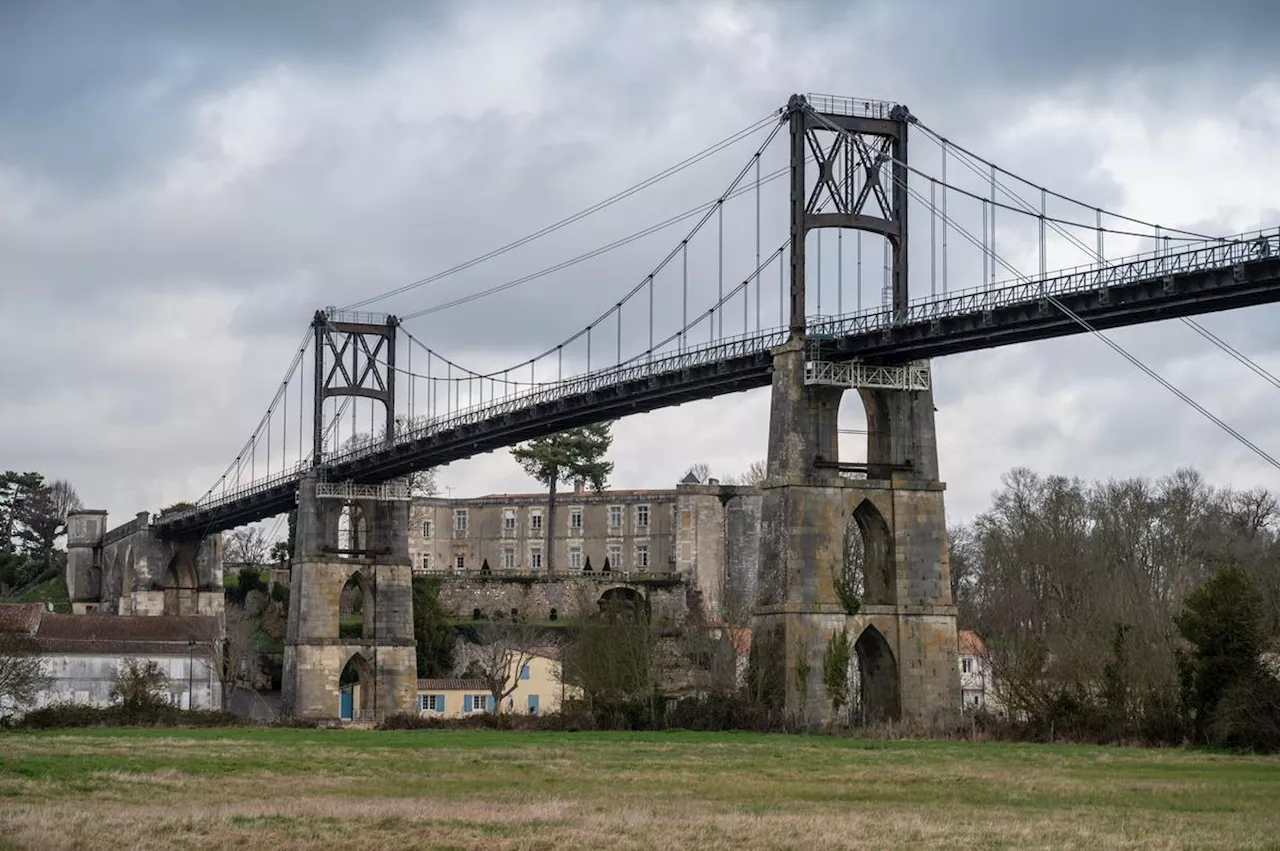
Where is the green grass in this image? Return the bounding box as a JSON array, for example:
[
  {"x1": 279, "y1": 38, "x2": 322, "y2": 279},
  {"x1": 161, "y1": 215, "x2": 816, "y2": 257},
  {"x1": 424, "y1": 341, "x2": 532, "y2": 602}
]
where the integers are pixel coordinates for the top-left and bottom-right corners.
[
  {"x1": 0, "y1": 729, "x2": 1277, "y2": 848},
  {"x1": 18, "y1": 574, "x2": 69, "y2": 613}
]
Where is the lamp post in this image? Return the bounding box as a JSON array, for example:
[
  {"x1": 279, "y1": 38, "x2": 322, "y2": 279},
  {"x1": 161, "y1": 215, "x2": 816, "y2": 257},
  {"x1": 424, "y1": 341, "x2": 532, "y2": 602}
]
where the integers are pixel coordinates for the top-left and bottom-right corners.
[{"x1": 187, "y1": 640, "x2": 195, "y2": 710}]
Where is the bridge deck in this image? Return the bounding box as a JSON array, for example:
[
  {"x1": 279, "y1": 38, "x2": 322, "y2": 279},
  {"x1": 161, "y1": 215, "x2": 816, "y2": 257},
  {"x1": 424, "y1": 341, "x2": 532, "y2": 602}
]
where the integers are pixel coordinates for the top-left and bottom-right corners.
[{"x1": 157, "y1": 231, "x2": 1280, "y2": 538}]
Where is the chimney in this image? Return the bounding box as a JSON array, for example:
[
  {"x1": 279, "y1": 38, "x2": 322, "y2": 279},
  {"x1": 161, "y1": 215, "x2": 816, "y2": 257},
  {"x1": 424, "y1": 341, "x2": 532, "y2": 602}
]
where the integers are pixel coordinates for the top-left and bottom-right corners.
[{"x1": 573, "y1": 479, "x2": 584, "y2": 496}]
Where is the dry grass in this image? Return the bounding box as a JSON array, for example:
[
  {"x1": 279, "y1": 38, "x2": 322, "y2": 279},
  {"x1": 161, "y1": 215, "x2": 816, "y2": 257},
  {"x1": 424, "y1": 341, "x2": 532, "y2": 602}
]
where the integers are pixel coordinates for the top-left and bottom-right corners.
[{"x1": 0, "y1": 729, "x2": 1277, "y2": 849}]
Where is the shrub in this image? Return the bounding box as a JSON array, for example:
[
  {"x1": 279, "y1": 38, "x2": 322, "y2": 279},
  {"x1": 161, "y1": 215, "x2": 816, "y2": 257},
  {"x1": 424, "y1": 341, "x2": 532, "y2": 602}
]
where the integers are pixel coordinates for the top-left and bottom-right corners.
[
  {"x1": 110, "y1": 659, "x2": 169, "y2": 711},
  {"x1": 15, "y1": 702, "x2": 247, "y2": 729}
]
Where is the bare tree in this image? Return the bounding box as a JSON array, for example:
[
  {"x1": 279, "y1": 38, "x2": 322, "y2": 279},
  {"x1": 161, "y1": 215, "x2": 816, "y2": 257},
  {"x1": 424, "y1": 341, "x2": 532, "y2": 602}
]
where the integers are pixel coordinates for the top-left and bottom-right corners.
[
  {"x1": 684, "y1": 462, "x2": 711, "y2": 483},
  {"x1": 0, "y1": 632, "x2": 50, "y2": 717},
  {"x1": 473, "y1": 621, "x2": 543, "y2": 713},
  {"x1": 224, "y1": 526, "x2": 270, "y2": 567},
  {"x1": 740, "y1": 459, "x2": 767, "y2": 486},
  {"x1": 209, "y1": 605, "x2": 257, "y2": 710}
]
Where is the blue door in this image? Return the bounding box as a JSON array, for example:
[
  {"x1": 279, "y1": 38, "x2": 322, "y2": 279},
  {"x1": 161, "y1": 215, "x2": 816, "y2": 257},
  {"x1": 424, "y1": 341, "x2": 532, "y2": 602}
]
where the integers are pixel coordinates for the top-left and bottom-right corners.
[
  {"x1": 528, "y1": 694, "x2": 540, "y2": 715},
  {"x1": 340, "y1": 688, "x2": 353, "y2": 721}
]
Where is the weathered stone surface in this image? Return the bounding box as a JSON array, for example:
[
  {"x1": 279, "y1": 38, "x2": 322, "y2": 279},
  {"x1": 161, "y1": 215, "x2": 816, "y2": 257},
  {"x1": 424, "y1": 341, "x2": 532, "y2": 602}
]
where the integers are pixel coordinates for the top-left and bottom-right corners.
[
  {"x1": 752, "y1": 343, "x2": 959, "y2": 727},
  {"x1": 281, "y1": 472, "x2": 417, "y2": 721},
  {"x1": 436, "y1": 577, "x2": 685, "y2": 625},
  {"x1": 66, "y1": 509, "x2": 224, "y2": 619}
]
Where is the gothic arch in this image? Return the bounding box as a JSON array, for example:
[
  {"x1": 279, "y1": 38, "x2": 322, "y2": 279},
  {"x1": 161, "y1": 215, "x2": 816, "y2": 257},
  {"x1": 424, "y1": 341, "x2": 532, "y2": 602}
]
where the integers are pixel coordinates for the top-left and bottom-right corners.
[
  {"x1": 339, "y1": 569, "x2": 375, "y2": 640},
  {"x1": 339, "y1": 650, "x2": 376, "y2": 720},
  {"x1": 163, "y1": 551, "x2": 198, "y2": 616},
  {"x1": 850, "y1": 498, "x2": 895, "y2": 606},
  {"x1": 854, "y1": 625, "x2": 900, "y2": 724},
  {"x1": 120, "y1": 547, "x2": 136, "y2": 615},
  {"x1": 337, "y1": 503, "x2": 369, "y2": 557}
]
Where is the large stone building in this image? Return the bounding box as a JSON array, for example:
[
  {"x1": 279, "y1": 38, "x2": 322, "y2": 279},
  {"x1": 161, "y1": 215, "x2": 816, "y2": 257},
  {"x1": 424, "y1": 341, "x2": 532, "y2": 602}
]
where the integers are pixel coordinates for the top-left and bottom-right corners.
[{"x1": 406, "y1": 475, "x2": 762, "y2": 624}]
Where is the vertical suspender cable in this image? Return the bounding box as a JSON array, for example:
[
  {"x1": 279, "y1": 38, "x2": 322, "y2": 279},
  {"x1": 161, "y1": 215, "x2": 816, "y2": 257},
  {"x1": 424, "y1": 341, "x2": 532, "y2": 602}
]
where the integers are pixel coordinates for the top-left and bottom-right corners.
[
  {"x1": 989, "y1": 164, "x2": 997, "y2": 286},
  {"x1": 755, "y1": 153, "x2": 761, "y2": 332},
  {"x1": 682, "y1": 241, "x2": 689, "y2": 353},
  {"x1": 941, "y1": 140, "x2": 948, "y2": 294},
  {"x1": 1039, "y1": 187, "x2": 1047, "y2": 278},
  {"x1": 717, "y1": 201, "x2": 724, "y2": 339},
  {"x1": 838, "y1": 229, "x2": 843, "y2": 316},
  {"x1": 816, "y1": 230, "x2": 822, "y2": 317},
  {"x1": 930, "y1": 178, "x2": 937, "y2": 296}
]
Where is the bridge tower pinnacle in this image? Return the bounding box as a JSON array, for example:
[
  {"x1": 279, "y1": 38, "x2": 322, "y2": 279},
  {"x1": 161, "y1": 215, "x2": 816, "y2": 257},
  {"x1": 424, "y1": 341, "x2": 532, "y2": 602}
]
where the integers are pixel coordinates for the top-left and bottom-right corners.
[
  {"x1": 751, "y1": 94, "x2": 959, "y2": 728},
  {"x1": 786, "y1": 93, "x2": 911, "y2": 338}
]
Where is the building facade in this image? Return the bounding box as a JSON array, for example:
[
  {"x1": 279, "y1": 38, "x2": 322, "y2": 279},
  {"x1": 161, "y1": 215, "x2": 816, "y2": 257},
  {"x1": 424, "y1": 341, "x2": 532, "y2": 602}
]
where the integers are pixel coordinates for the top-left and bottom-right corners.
[
  {"x1": 0, "y1": 603, "x2": 222, "y2": 715},
  {"x1": 958, "y1": 629, "x2": 995, "y2": 712},
  {"x1": 407, "y1": 477, "x2": 762, "y2": 623}
]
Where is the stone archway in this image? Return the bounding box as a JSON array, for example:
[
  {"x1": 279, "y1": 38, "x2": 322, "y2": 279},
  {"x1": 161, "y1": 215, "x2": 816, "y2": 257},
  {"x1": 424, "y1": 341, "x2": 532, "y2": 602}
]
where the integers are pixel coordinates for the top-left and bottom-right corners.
[
  {"x1": 850, "y1": 499, "x2": 895, "y2": 606},
  {"x1": 163, "y1": 552, "x2": 198, "y2": 616},
  {"x1": 338, "y1": 651, "x2": 376, "y2": 721},
  {"x1": 854, "y1": 625, "x2": 900, "y2": 724},
  {"x1": 337, "y1": 504, "x2": 369, "y2": 557},
  {"x1": 598, "y1": 586, "x2": 646, "y2": 621},
  {"x1": 339, "y1": 570, "x2": 375, "y2": 640}
]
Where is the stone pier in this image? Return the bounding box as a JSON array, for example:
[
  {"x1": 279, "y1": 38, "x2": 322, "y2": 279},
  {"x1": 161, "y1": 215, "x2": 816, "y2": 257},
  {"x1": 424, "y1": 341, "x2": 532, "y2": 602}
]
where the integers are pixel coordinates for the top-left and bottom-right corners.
[
  {"x1": 281, "y1": 473, "x2": 417, "y2": 721},
  {"x1": 751, "y1": 340, "x2": 960, "y2": 727}
]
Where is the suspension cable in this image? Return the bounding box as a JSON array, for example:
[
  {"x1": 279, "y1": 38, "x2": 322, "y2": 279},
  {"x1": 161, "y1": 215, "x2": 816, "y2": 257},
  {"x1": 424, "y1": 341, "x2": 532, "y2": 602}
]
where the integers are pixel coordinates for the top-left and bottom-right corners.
[{"x1": 339, "y1": 111, "x2": 780, "y2": 312}]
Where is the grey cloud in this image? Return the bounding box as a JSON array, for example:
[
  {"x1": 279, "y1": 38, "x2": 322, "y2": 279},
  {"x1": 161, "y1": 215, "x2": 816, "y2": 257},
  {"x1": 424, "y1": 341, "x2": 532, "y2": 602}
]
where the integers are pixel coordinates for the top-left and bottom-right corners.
[{"x1": 4, "y1": 0, "x2": 1280, "y2": 526}]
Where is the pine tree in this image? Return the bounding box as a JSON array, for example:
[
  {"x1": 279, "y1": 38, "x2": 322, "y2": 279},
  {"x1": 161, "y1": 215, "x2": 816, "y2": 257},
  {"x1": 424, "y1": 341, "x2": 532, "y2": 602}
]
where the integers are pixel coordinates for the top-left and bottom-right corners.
[{"x1": 510, "y1": 424, "x2": 614, "y2": 578}]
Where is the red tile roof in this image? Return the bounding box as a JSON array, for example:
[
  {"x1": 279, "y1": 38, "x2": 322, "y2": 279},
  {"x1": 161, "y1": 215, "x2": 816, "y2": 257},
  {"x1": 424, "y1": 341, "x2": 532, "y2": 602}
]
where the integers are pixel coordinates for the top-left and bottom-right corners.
[
  {"x1": 417, "y1": 678, "x2": 487, "y2": 691},
  {"x1": 958, "y1": 629, "x2": 986, "y2": 655},
  {"x1": 0, "y1": 603, "x2": 45, "y2": 634},
  {"x1": 35, "y1": 613, "x2": 219, "y2": 643}
]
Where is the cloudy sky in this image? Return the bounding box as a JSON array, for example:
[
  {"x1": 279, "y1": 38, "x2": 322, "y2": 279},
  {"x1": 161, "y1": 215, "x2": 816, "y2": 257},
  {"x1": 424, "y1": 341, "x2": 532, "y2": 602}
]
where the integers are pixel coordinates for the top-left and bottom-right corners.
[{"x1": 3, "y1": 0, "x2": 1280, "y2": 536}]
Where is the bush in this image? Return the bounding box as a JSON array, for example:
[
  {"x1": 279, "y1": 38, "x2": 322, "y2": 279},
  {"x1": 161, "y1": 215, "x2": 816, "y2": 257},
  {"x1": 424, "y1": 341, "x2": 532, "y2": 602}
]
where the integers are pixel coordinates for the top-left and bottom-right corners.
[
  {"x1": 110, "y1": 659, "x2": 170, "y2": 711},
  {"x1": 15, "y1": 702, "x2": 247, "y2": 729},
  {"x1": 665, "y1": 693, "x2": 789, "y2": 733},
  {"x1": 1208, "y1": 675, "x2": 1280, "y2": 752}
]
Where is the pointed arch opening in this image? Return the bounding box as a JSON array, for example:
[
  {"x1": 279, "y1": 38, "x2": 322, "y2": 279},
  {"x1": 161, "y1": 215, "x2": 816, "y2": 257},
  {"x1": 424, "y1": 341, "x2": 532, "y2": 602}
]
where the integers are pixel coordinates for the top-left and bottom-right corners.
[
  {"x1": 338, "y1": 651, "x2": 375, "y2": 721},
  {"x1": 853, "y1": 626, "x2": 900, "y2": 724},
  {"x1": 163, "y1": 552, "x2": 198, "y2": 616},
  {"x1": 120, "y1": 548, "x2": 135, "y2": 615},
  {"x1": 336, "y1": 503, "x2": 368, "y2": 558},
  {"x1": 339, "y1": 571, "x2": 374, "y2": 640},
  {"x1": 848, "y1": 499, "x2": 895, "y2": 606}
]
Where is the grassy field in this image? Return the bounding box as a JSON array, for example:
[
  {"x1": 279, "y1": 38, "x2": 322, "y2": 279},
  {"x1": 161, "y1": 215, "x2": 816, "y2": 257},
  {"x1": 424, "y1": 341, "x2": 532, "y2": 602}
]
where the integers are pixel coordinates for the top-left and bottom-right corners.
[{"x1": 0, "y1": 729, "x2": 1277, "y2": 849}]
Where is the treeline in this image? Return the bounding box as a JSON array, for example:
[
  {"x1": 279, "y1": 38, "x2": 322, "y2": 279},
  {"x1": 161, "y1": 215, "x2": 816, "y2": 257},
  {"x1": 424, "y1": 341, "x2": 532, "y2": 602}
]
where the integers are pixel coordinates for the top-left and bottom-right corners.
[
  {"x1": 951, "y1": 466, "x2": 1280, "y2": 749},
  {"x1": 0, "y1": 471, "x2": 81, "y2": 595}
]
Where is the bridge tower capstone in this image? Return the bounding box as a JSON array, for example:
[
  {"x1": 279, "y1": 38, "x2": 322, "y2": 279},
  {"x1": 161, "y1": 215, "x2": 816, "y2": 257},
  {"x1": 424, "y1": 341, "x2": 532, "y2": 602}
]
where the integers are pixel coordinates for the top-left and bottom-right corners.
[
  {"x1": 282, "y1": 309, "x2": 416, "y2": 722},
  {"x1": 750, "y1": 95, "x2": 960, "y2": 727}
]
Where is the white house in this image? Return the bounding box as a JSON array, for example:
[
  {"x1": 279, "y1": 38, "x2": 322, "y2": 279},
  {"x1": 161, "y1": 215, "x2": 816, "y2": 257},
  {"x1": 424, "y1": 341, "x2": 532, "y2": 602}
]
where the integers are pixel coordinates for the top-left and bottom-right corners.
[
  {"x1": 958, "y1": 629, "x2": 996, "y2": 712},
  {"x1": 0, "y1": 603, "x2": 222, "y2": 715}
]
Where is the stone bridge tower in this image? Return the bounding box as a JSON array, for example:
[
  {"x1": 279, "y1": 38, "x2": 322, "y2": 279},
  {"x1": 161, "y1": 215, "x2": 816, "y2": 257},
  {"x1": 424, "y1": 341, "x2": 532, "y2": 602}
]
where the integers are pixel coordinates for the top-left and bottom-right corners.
[
  {"x1": 281, "y1": 473, "x2": 417, "y2": 721},
  {"x1": 750, "y1": 95, "x2": 960, "y2": 726},
  {"x1": 281, "y1": 310, "x2": 417, "y2": 721}
]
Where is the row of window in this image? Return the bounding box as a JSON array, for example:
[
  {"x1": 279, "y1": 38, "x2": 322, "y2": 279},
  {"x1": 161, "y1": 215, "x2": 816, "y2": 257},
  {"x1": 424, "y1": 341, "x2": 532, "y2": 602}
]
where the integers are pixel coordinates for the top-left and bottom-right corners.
[
  {"x1": 425, "y1": 504, "x2": 652, "y2": 537},
  {"x1": 418, "y1": 693, "x2": 542, "y2": 714},
  {"x1": 419, "y1": 544, "x2": 650, "y2": 573}
]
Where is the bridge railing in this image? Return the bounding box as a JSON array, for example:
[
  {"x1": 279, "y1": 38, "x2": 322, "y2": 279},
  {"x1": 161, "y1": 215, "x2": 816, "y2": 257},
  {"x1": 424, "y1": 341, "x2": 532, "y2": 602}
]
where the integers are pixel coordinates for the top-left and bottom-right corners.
[
  {"x1": 810, "y1": 228, "x2": 1280, "y2": 338},
  {"x1": 324, "y1": 327, "x2": 791, "y2": 468},
  {"x1": 168, "y1": 227, "x2": 1278, "y2": 524}
]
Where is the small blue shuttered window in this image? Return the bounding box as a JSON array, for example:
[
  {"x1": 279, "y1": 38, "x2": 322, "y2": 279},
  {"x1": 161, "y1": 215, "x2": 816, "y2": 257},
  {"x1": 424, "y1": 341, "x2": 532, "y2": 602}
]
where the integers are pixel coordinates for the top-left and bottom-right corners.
[
  {"x1": 463, "y1": 694, "x2": 473, "y2": 712},
  {"x1": 520, "y1": 664, "x2": 530, "y2": 680},
  {"x1": 528, "y1": 694, "x2": 540, "y2": 715}
]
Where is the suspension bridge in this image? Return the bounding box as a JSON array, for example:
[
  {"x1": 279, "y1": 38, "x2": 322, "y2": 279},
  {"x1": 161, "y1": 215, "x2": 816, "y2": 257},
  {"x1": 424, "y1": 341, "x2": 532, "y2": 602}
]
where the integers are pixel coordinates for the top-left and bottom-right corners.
[
  {"x1": 65, "y1": 91, "x2": 1280, "y2": 723},
  {"x1": 147, "y1": 93, "x2": 1280, "y2": 539}
]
